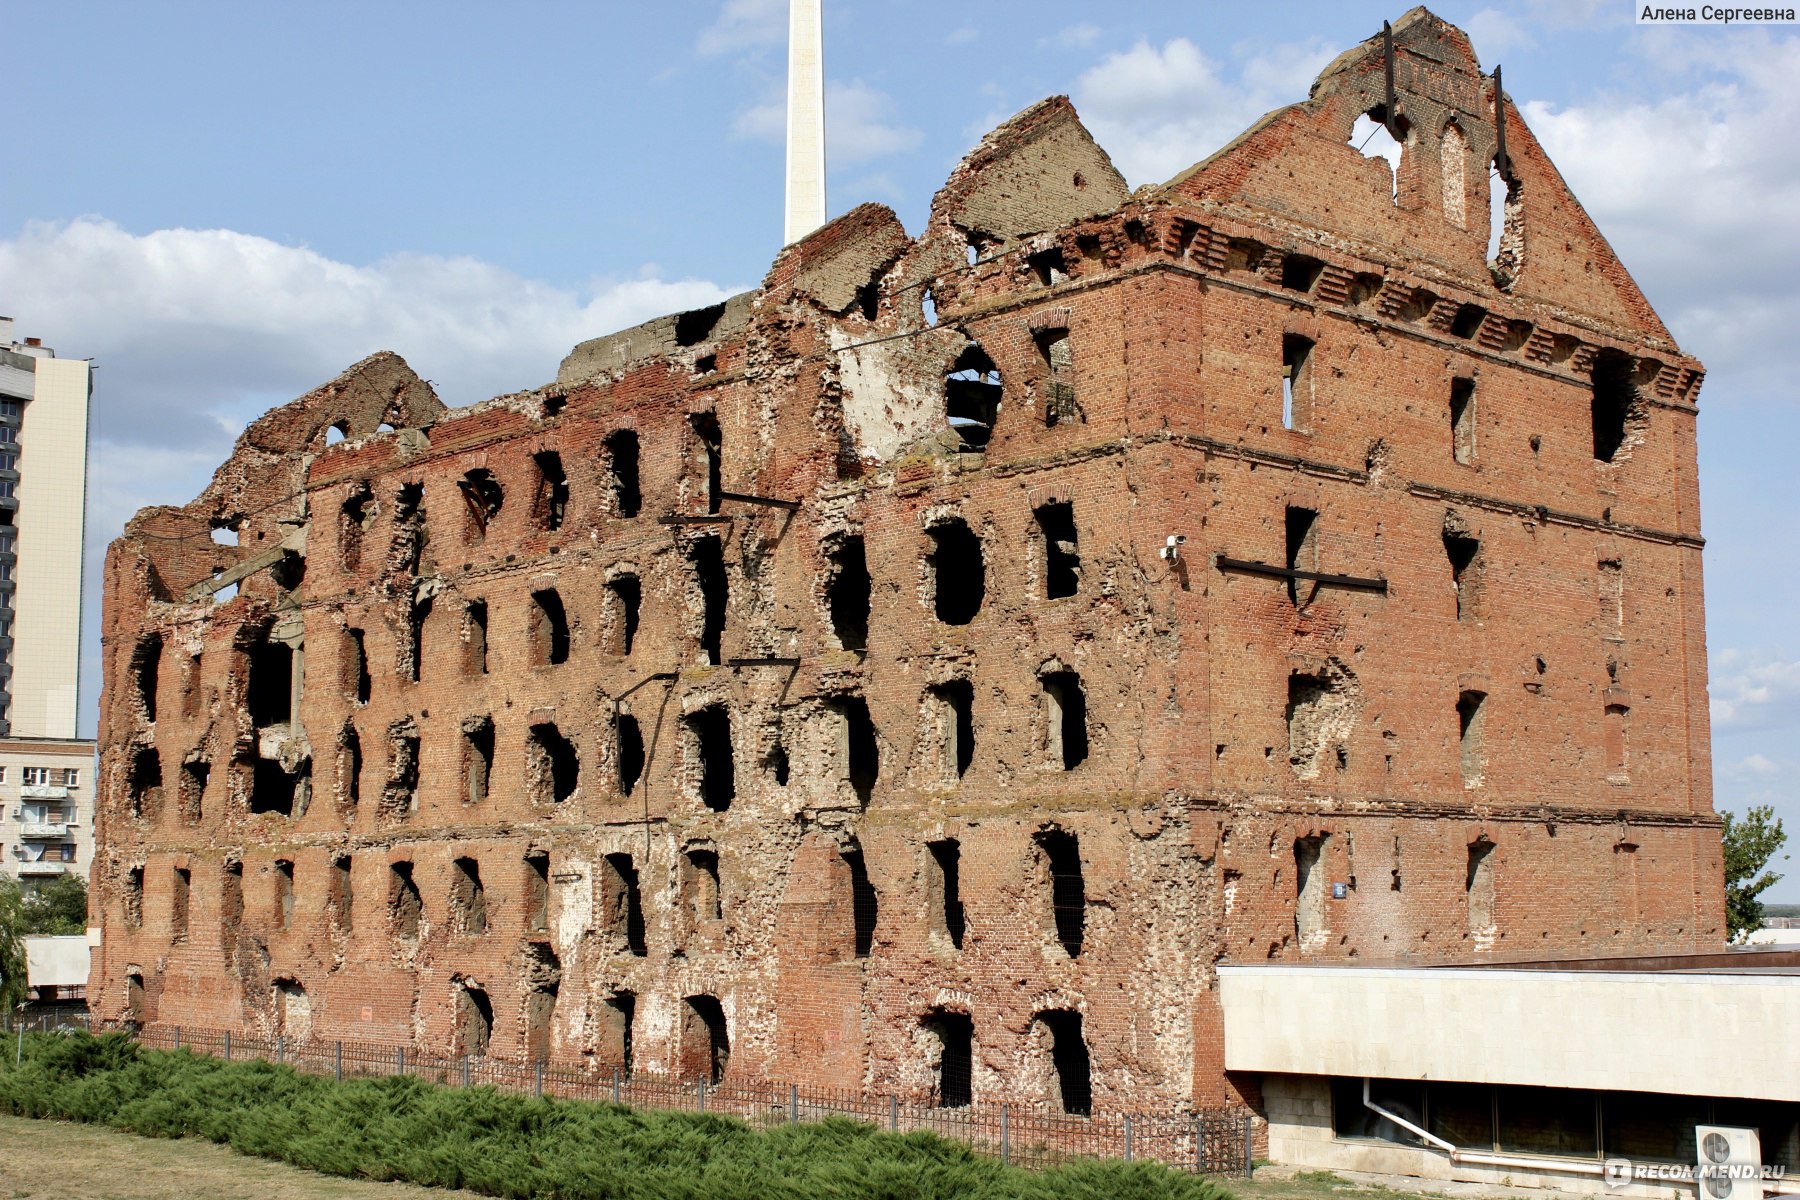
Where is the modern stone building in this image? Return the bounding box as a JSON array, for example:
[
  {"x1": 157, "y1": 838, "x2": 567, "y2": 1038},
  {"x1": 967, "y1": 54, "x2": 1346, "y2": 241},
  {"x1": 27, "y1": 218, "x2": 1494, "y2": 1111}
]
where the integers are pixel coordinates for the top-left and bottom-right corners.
[
  {"x1": 0, "y1": 317, "x2": 96, "y2": 889},
  {"x1": 92, "y1": 7, "x2": 1733, "y2": 1146}
]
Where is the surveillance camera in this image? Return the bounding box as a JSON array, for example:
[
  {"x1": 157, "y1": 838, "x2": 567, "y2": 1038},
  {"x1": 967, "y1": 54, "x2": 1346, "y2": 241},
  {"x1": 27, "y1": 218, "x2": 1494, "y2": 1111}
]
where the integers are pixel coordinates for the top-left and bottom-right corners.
[{"x1": 1166, "y1": 534, "x2": 1186, "y2": 547}]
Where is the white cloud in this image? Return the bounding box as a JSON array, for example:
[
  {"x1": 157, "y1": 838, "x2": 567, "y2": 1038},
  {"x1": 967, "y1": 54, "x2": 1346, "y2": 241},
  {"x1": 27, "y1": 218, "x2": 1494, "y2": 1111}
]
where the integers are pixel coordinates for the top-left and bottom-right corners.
[
  {"x1": 733, "y1": 80, "x2": 921, "y2": 165},
  {"x1": 1072, "y1": 36, "x2": 1338, "y2": 186},
  {"x1": 1464, "y1": 9, "x2": 1534, "y2": 62},
  {"x1": 1055, "y1": 23, "x2": 1102, "y2": 50},
  {"x1": 1709, "y1": 648, "x2": 1800, "y2": 730},
  {"x1": 697, "y1": 0, "x2": 785, "y2": 58}
]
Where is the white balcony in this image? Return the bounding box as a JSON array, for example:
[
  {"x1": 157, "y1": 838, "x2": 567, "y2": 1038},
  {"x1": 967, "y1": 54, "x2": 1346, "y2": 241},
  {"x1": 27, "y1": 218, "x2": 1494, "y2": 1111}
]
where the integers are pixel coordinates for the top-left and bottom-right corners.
[
  {"x1": 19, "y1": 822, "x2": 68, "y2": 839},
  {"x1": 21, "y1": 784, "x2": 70, "y2": 799},
  {"x1": 15, "y1": 861, "x2": 65, "y2": 876}
]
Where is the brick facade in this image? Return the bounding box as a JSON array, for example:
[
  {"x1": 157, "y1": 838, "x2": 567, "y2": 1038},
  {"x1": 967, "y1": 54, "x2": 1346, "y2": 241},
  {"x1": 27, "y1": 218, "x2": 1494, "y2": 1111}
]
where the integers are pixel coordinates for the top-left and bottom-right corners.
[{"x1": 92, "y1": 9, "x2": 1720, "y2": 1115}]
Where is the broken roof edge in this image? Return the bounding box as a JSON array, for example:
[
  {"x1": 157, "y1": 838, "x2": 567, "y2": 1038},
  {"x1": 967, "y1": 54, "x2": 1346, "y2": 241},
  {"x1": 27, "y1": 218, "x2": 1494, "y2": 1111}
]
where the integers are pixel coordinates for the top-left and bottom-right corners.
[{"x1": 555, "y1": 290, "x2": 755, "y2": 387}]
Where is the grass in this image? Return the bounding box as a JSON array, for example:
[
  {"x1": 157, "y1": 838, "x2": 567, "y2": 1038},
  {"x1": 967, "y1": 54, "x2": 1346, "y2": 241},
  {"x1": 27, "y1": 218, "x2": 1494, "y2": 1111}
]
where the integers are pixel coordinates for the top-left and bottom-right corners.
[{"x1": 0, "y1": 1031, "x2": 1231, "y2": 1200}]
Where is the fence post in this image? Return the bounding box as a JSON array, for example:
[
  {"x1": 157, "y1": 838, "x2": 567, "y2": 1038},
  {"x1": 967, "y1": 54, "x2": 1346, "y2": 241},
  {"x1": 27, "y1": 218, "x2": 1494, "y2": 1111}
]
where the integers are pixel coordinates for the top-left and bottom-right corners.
[
  {"x1": 789, "y1": 1083, "x2": 798, "y2": 1124},
  {"x1": 1242, "y1": 1114, "x2": 1254, "y2": 1175},
  {"x1": 276, "y1": 1034, "x2": 284, "y2": 1064},
  {"x1": 224, "y1": 1030, "x2": 231, "y2": 1061},
  {"x1": 460, "y1": 1054, "x2": 470, "y2": 1088},
  {"x1": 336, "y1": 1041, "x2": 343, "y2": 1083},
  {"x1": 612, "y1": 1067, "x2": 621, "y2": 1105},
  {"x1": 697, "y1": 1078, "x2": 707, "y2": 1112},
  {"x1": 174, "y1": 1026, "x2": 181, "y2": 1051},
  {"x1": 889, "y1": 1094, "x2": 898, "y2": 1132},
  {"x1": 534, "y1": 1059, "x2": 543, "y2": 1099},
  {"x1": 1194, "y1": 1115, "x2": 1202, "y2": 1173},
  {"x1": 1124, "y1": 1114, "x2": 1133, "y2": 1162},
  {"x1": 1001, "y1": 1105, "x2": 1010, "y2": 1165},
  {"x1": 396, "y1": 1045, "x2": 405, "y2": 1076}
]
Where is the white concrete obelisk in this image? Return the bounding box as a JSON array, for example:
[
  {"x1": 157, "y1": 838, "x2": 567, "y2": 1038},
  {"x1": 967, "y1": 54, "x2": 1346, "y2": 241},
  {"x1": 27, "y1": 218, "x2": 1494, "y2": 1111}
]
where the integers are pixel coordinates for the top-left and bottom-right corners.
[{"x1": 784, "y1": 0, "x2": 826, "y2": 245}]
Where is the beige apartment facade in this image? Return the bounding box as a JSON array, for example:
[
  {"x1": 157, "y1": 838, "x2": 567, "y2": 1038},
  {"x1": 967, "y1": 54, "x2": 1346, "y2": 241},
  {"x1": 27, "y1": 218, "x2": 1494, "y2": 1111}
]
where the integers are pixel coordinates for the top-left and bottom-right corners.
[{"x1": 0, "y1": 316, "x2": 95, "y2": 890}]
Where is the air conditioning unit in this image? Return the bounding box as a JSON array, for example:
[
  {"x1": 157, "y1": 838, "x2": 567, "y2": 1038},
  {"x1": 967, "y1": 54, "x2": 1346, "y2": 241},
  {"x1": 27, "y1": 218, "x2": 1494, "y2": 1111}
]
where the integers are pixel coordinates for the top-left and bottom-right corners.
[{"x1": 1696, "y1": 1125, "x2": 1762, "y2": 1200}]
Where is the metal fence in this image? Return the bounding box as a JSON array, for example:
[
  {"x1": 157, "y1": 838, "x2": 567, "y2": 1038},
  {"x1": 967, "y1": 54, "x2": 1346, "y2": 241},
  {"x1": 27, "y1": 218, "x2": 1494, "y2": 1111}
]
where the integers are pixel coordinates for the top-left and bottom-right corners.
[
  {"x1": 4, "y1": 1007, "x2": 94, "y2": 1035},
  {"x1": 120, "y1": 1024, "x2": 1252, "y2": 1175}
]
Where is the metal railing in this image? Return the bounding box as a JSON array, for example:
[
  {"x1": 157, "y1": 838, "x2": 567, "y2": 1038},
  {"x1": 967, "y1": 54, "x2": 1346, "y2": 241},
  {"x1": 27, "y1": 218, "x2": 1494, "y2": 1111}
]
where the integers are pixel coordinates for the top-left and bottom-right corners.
[{"x1": 118, "y1": 1024, "x2": 1252, "y2": 1175}]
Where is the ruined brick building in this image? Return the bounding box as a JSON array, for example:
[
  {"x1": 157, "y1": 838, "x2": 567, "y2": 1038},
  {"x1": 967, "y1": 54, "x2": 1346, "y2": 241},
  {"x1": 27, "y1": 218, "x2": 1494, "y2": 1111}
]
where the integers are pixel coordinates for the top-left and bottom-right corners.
[{"x1": 92, "y1": 9, "x2": 1719, "y2": 1116}]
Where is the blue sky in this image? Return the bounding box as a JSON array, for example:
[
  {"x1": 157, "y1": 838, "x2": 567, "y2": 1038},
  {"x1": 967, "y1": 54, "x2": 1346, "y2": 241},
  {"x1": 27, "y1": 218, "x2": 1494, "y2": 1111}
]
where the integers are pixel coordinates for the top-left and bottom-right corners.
[{"x1": 4, "y1": 0, "x2": 1795, "y2": 901}]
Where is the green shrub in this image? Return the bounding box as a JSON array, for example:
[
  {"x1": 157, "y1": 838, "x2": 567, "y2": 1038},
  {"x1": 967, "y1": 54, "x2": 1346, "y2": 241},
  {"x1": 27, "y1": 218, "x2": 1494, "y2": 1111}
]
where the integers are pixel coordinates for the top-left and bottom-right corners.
[{"x1": 0, "y1": 1031, "x2": 1235, "y2": 1200}]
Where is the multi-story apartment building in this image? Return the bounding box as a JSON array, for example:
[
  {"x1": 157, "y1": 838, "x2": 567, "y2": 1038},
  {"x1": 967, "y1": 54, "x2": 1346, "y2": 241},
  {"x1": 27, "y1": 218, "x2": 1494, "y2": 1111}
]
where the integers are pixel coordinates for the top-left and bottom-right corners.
[{"x1": 0, "y1": 317, "x2": 96, "y2": 889}]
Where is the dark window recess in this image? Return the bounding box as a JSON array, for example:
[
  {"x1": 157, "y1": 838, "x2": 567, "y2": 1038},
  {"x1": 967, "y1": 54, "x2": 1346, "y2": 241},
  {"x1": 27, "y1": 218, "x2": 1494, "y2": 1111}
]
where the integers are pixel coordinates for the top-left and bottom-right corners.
[
  {"x1": 1281, "y1": 253, "x2": 1325, "y2": 293},
  {"x1": 221, "y1": 861, "x2": 244, "y2": 929},
  {"x1": 945, "y1": 344, "x2": 1002, "y2": 451},
  {"x1": 130, "y1": 746, "x2": 164, "y2": 821},
  {"x1": 339, "y1": 723, "x2": 362, "y2": 810},
  {"x1": 694, "y1": 353, "x2": 717, "y2": 375},
  {"x1": 675, "y1": 302, "x2": 725, "y2": 347},
  {"x1": 339, "y1": 485, "x2": 372, "y2": 572},
  {"x1": 178, "y1": 759, "x2": 208, "y2": 824},
  {"x1": 607, "y1": 575, "x2": 641, "y2": 655},
  {"x1": 927, "y1": 1010, "x2": 974, "y2": 1108},
  {"x1": 1498, "y1": 1085, "x2": 1599, "y2": 1158},
  {"x1": 1036, "y1": 329, "x2": 1077, "y2": 426},
  {"x1": 1591, "y1": 348, "x2": 1637, "y2": 463},
  {"x1": 271, "y1": 550, "x2": 306, "y2": 592},
  {"x1": 382, "y1": 724, "x2": 420, "y2": 818},
  {"x1": 345, "y1": 627, "x2": 371, "y2": 703},
  {"x1": 458, "y1": 985, "x2": 493, "y2": 1057},
  {"x1": 1282, "y1": 334, "x2": 1314, "y2": 431},
  {"x1": 331, "y1": 856, "x2": 353, "y2": 930},
  {"x1": 1450, "y1": 377, "x2": 1476, "y2": 465},
  {"x1": 683, "y1": 995, "x2": 730, "y2": 1083},
  {"x1": 250, "y1": 757, "x2": 303, "y2": 817},
  {"x1": 531, "y1": 588, "x2": 570, "y2": 665},
  {"x1": 690, "y1": 536, "x2": 728, "y2": 665},
  {"x1": 408, "y1": 595, "x2": 431, "y2": 683},
  {"x1": 1037, "y1": 829, "x2": 1086, "y2": 957},
  {"x1": 1036, "y1": 502, "x2": 1080, "y2": 599},
  {"x1": 605, "y1": 430, "x2": 641, "y2": 518},
  {"x1": 246, "y1": 637, "x2": 293, "y2": 726},
  {"x1": 1451, "y1": 303, "x2": 1488, "y2": 339},
  {"x1": 132, "y1": 634, "x2": 162, "y2": 722},
  {"x1": 524, "y1": 944, "x2": 561, "y2": 1062},
  {"x1": 603, "y1": 853, "x2": 648, "y2": 956},
  {"x1": 1038, "y1": 1010, "x2": 1092, "y2": 1115},
  {"x1": 1458, "y1": 690, "x2": 1488, "y2": 783},
  {"x1": 690, "y1": 412, "x2": 723, "y2": 514},
  {"x1": 616, "y1": 714, "x2": 645, "y2": 796},
  {"x1": 1042, "y1": 672, "x2": 1089, "y2": 771},
  {"x1": 835, "y1": 696, "x2": 880, "y2": 806},
  {"x1": 389, "y1": 862, "x2": 422, "y2": 940},
  {"x1": 458, "y1": 468, "x2": 503, "y2": 539},
  {"x1": 528, "y1": 722, "x2": 579, "y2": 804},
  {"x1": 465, "y1": 602, "x2": 488, "y2": 676},
  {"x1": 532, "y1": 450, "x2": 567, "y2": 531},
  {"x1": 1285, "y1": 506, "x2": 1319, "y2": 608},
  {"x1": 171, "y1": 866, "x2": 191, "y2": 940},
  {"x1": 928, "y1": 520, "x2": 984, "y2": 625},
  {"x1": 124, "y1": 866, "x2": 145, "y2": 930},
  {"x1": 1445, "y1": 533, "x2": 1481, "y2": 619},
  {"x1": 687, "y1": 849, "x2": 722, "y2": 922},
  {"x1": 766, "y1": 739, "x2": 791, "y2": 787},
  {"x1": 844, "y1": 846, "x2": 878, "y2": 958},
  {"x1": 275, "y1": 859, "x2": 294, "y2": 930},
  {"x1": 1331, "y1": 1077, "x2": 1426, "y2": 1143},
  {"x1": 525, "y1": 853, "x2": 550, "y2": 934},
  {"x1": 604, "y1": 992, "x2": 636, "y2": 1075},
  {"x1": 1399, "y1": 288, "x2": 1440, "y2": 324},
  {"x1": 825, "y1": 535, "x2": 871, "y2": 651},
  {"x1": 689, "y1": 705, "x2": 735, "y2": 811},
  {"x1": 933, "y1": 680, "x2": 975, "y2": 778},
  {"x1": 392, "y1": 483, "x2": 425, "y2": 576},
  {"x1": 854, "y1": 281, "x2": 880, "y2": 320},
  {"x1": 464, "y1": 718, "x2": 494, "y2": 804},
  {"x1": 927, "y1": 839, "x2": 966, "y2": 949},
  {"x1": 1028, "y1": 246, "x2": 1067, "y2": 285}
]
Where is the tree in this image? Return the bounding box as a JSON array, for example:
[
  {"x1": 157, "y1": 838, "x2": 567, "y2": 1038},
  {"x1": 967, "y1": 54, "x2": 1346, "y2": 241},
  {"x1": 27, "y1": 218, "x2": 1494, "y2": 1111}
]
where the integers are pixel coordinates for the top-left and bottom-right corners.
[
  {"x1": 1723, "y1": 805, "x2": 1789, "y2": 943},
  {"x1": 0, "y1": 878, "x2": 26, "y2": 1014},
  {"x1": 20, "y1": 874, "x2": 88, "y2": 937}
]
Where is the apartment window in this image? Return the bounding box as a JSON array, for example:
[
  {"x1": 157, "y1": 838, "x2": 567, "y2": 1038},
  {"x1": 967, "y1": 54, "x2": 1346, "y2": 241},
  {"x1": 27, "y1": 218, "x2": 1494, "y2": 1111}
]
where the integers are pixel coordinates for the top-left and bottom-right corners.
[{"x1": 22, "y1": 766, "x2": 50, "y2": 787}]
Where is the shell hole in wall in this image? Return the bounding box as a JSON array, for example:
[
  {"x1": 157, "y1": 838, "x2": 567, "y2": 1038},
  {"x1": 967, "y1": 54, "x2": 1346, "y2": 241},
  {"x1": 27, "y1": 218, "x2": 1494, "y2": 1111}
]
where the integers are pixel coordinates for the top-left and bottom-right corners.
[{"x1": 1350, "y1": 109, "x2": 1406, "y2": 204}]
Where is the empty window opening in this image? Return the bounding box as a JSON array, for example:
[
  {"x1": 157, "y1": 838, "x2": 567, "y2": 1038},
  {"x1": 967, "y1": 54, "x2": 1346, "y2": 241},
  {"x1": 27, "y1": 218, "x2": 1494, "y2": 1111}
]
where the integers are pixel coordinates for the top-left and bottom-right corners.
[
  {"x1": 1036, "y1": 1010, "x2": 1092, "y2": 1116},
  {"x1": 945, "y1": 345, "x2": 1002, "y2": 451},
  {"x1": 675, "y1": 302, "x2": 725, "y2": 346},
  {"x1": 602, "y1": 991, "x2": 636, "y2": 1075},
  {"x1": 682, "y1": 995, "x2": 730, "y2": 1083},
  {"x1": 246, "y1": 637, "x2": 294, "y2": 727},
  {"x1": 408, "y1": 595, "x2": 432, "y2": 684},
  {"x1": 125, "y1": 972, "x2": 146, "y2": 1023},
  {"x1": 766, "y1": 740, "x2": 791, "y2": 787},
  {"x1": 605, "y1": 430, "x2": 642, "y2": 518},
  {"x1": 1488, "y1": 162, "x2": 1525, "y2": 288},
  {"x1": 463, "y1": 717, "x2": 494, "y2": 805},
  {"x1": 524, "y1": 943, "x2": 561, "y2": 1062},
  {"x1": 340, "y1": 485, "x2": 373, "y2": 573},
  {"x1": 345, "y1": 627, "x2": 371, "y2": 704},
  {"x1": 1441, "y1": 120, "x2": 1469, "y2": 227},
  {"x1": 853, "y1": 281, "x2": 880, "y2": 321},
  {"x1": 1036, "y1": 502, "x2": 1080, "y2": 599},
  {"x1": 326, "y1": 423, "x2": 347, "y2": 445},
  {"x1": 689, "y1": 537, "x2": 728, "y2": 664},
  {"x1": 452, "y1": 857, "x2": 487, "y2": 936},
  {"x1": 171, "y1": 866, "x2": 191, "y2": 941},
  {"x1": 182, "y1": 652, "x2": 204, "y2": 719},
  {"x1": 1281, "y1": 254, "x2": 1325, "y2": 293},
  {"x1": 1500, "y1": 319, "x2": 1533, "y2": 354},
  {"x1": 601, "y1": 853, "x2": 647, "y2": 956},
  {"x1": 844, "y1": 845, "x2": 878, "y2": 958},
  {"x1": 1450, "y1": 303, "x2": 1487, "y2": 340},
  {"x1": 382, "y1": 722, "x2": 420, "y2": 818},
  {"x1": 1036, "y1": 329, "x2": 1078, "y2": 427},
  {"x1": 834, "y1": 695, "x2": 880, "y2": 807},
  {"x1": 1458, "y1": 690, "x2": 1488, "y2": 786},
  {"x1": 1036, "y1": 829, "x2": 1085, "y2": 957},
  {"x1": 525, "y1": 853, "x2": 550, "y2": 934},
  {"x1": 1466, "y1": 839, "x2": 1496, "y2": 933},
  {"x1": 1398, "y1": 287, "x2": 1440, "y2": 324},
  {"x1": 616, "y1": 714, "x2": 646, "y2": 796},
  {"x1": 527, "y1": 722, "x2": 579, "y2": 805},
  {"x1": 1287, "y1": 669, "x2": 1356, "y2": 779},
  {"x1": 686, "y1": 849, "x2": 722, "y2": 923},
  {"x1": 220, "y1": 860, "x2": 244, "y2": 929},
  {"x1": 270, "y1": 549, "x2": 306, "y2": 592},
  {"x1": 1294, "y1": 836, "x2": 1327, "y2": 945},
  {"x1": 921, "y1": 289, "x2": 938, "y2": 327},
  {"x1": 1350, "y1": 107, "x2": 1406, "y2": 203},
  {"x1": 1450, "y1": 378, "x2": 1477, "y2": 464},
  {"x1": 123, "y1": 866, "x2": 145, "y2": 930},
  {"x1": 1028, "y1": 246, "x2": 1067, "y2": 286},
  {"x1": 605, "y1": 575, "x2": 641, "y2": 656},
  {"x1": 927, "y1": 520, "x2": 984, "y2": 625},
  {"x1": 274, "y1": 859, "x2": 295, "y2": 931},
  {"x1": 1225, "y1": 238, "x2": 1265, "y2": 273},
  {"x1": 178, "y1": 759, "x2": 208, "y2": 825},
  {"x1": 389, "y1": 861, "x2": 422, "y2": 940},
  {"x1": 1285, "y1": 506, "x2": 1319, "y2": 608},
  {"x1": 338, "y1": 722, "x2": 362, "y2": 811},
  {"x1": 1281, "y1": 334, "x2": 1314, "y2": 431},
  {"x1": 393, "y1": 483, "x2": 426, "y2": 575},
  {"x1": 927, "y1": 839, "x2": 966, "y2": 949},
  {"x1": 457, "y1": 984, "x2": 493, "y2": 1058},
  {"x1": 530, "y1": 589, "x2": 570, "y2": 665},
  {"x1": 1591, "y1": 348, "x2": 1639, "y2": 463},
  {"x1": 1598, "y1": 559, "x2": 1624, "y2": 634},
  {"x1": 330, "y1": 856, "x2": 353, "y2": 931},
  {"x1": 1605, "y1": 703, "x2": 1630, "y2": 777},
  {"x1": 1041, "y1": 672, "x2": 1089, "y2": 771},
  {"x1": 132, "y1": 634, "x2": 162, "y2": 722},
  {"x1": 1445, "y1": 532, "x2": 1481, "y2": 620},
  {"x1": 825, "y1": 536, "x2": 871, "y2": 651},
  {"x1": 688, "y1": 705, "x2": 735, "y2": 812},
  {"x1": 690, "y1": 412, "x2": 723, "y2": 514},
  {"x1": 130, "y1": 745, "x2": 164, "y2": 822},
  {"x1": 532, "y1": 451, "x2": 568, "y2": 531},
  {"x1": 931, "y1": 680, "x2": 975, "y2": 779},
  {"x1": 464, "y1": 601, "x2": 488, "y2": 676},
  {"x1": 248, "y1": 757, "x2": 299, "y2": 817},
  {"x1": 927, "y1": 1010, "x2": 974, "y2": 1108},
  {"x1": 457, "y1": 469, "x2": 503, "y2": 540},
  {"x1": 1347, "y1": 272, "x2": 1385, "y2": 307},
  {"x1": 211, "y1": 521, "x2": 240, "y2": 547}
]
